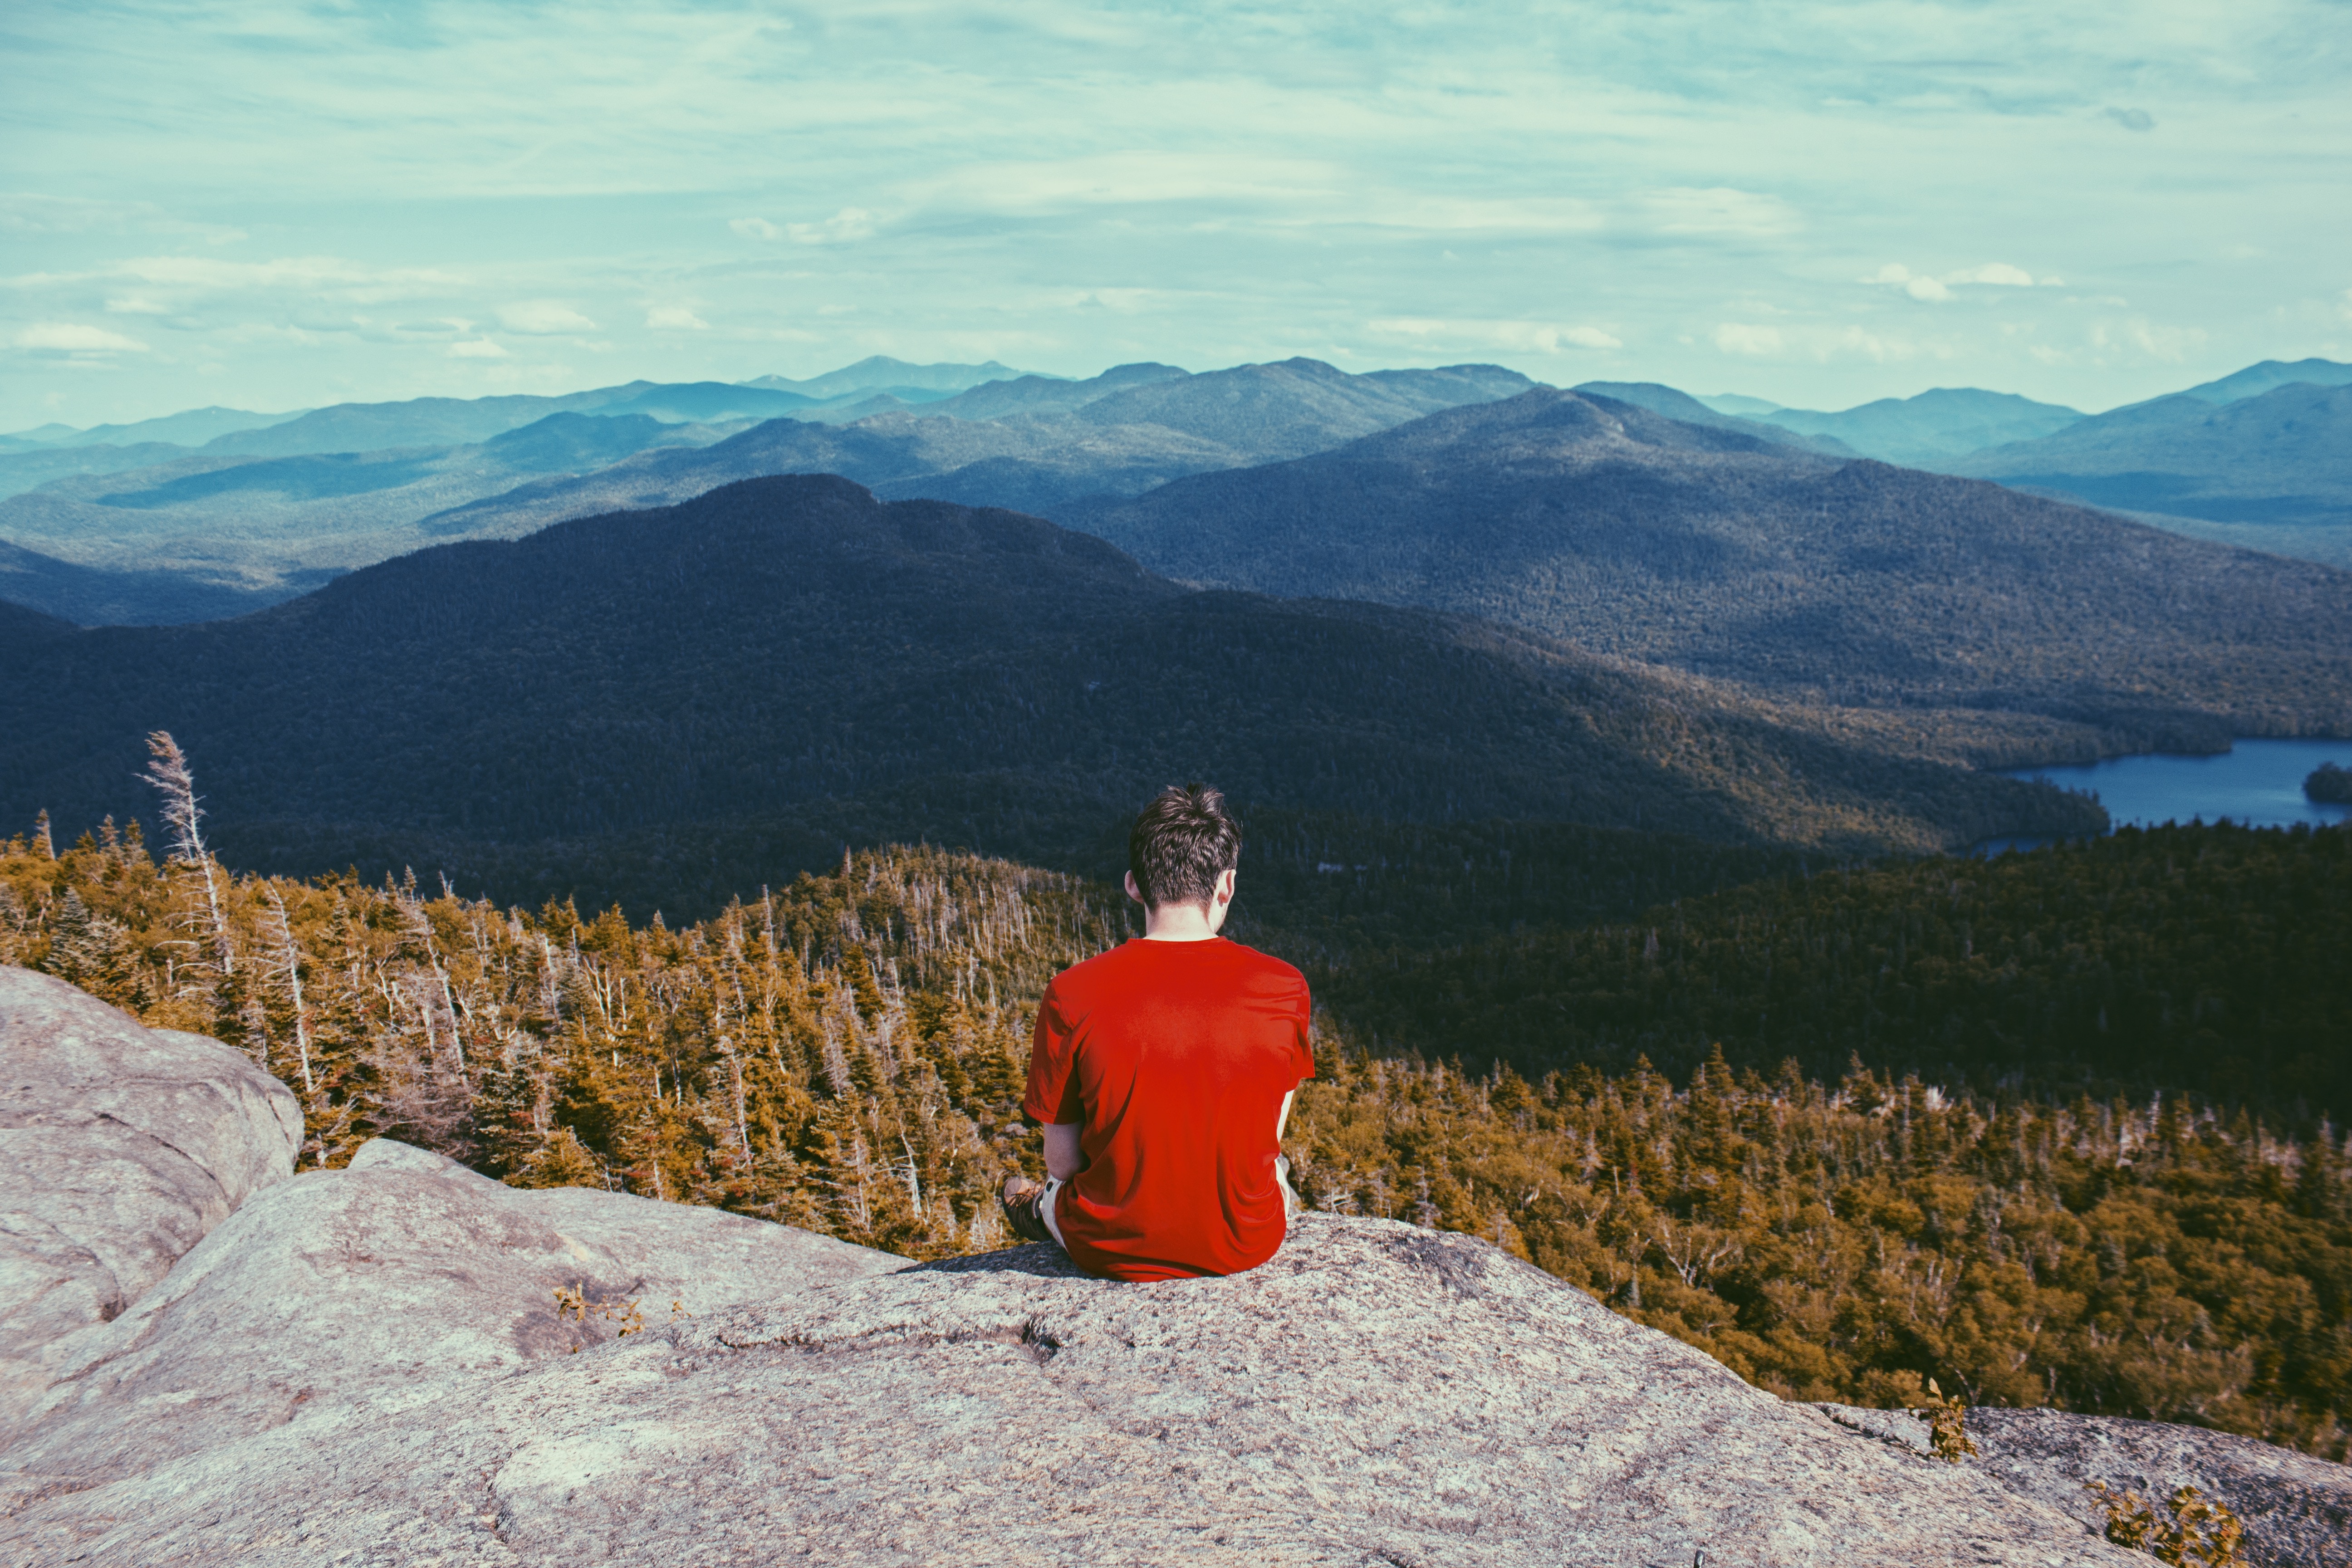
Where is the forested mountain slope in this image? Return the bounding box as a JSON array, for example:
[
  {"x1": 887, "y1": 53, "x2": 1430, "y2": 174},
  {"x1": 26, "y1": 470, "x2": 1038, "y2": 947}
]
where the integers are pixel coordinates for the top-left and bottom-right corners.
[
  {"x1": 0, "y1": 475, "x2": 2094, "y2": 915},
  {"x1": 1071, "y1": 388, "x2": 2352, "y2": 751}
]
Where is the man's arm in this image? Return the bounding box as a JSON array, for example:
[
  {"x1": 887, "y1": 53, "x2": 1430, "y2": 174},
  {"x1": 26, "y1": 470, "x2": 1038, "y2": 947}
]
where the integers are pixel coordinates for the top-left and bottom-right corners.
[{"x1": 1043, "y1": 1122, "x2": 1086, "y2": 1181}]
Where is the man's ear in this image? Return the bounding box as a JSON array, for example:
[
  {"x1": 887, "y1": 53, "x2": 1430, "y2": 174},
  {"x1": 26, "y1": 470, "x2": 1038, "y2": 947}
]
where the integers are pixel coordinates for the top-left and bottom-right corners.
[
  {"x1": 1214, "y1": 867, "x2": 1237, "y2": 904},
  {"x1": 1123, "y1": 871, "x2": 1147, "y2": 906}
]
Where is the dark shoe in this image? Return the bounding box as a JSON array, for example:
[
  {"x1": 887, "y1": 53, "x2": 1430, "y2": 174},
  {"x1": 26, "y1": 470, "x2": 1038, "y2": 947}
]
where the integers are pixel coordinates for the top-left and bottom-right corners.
[{"x1": 1000, "y1": 1176, "x2": 1053, "y2": 1245}]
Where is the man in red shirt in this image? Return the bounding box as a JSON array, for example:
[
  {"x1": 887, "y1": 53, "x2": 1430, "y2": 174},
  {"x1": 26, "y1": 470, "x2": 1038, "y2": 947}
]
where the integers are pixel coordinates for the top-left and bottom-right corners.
[{"x1": 1001, "y1": 784, "x2": 1313, "y2": 1281}]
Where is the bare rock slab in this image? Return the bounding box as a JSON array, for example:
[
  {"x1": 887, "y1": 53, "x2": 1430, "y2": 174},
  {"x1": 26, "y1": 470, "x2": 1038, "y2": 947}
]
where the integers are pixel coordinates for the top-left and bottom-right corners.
[
  {"x1": 2, "y1": 1136, "x2": 901, "y2": 1509},
  {"x1": 5, "y1": 1216, "x2": 2142, "y2": 1567},
  {"x1": 0, "y1": 966, "x2": 300, "y2": 1416},
  {"x1": 1964, "y1": 1407, "x2": 2352, "y2": 1568}
]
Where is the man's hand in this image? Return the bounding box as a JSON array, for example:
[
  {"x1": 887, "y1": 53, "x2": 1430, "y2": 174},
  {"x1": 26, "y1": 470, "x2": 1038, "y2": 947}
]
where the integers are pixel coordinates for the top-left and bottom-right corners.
[{"x1": 1043, "y1": 1122, "x2": 1086, "y2": 1181}]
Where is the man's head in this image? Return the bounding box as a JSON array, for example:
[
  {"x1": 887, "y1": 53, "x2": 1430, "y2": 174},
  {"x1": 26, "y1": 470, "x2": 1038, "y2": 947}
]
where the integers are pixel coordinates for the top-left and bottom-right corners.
[{"x1": 1126, "y1": 783, "x2": 1241, "y2": 915}]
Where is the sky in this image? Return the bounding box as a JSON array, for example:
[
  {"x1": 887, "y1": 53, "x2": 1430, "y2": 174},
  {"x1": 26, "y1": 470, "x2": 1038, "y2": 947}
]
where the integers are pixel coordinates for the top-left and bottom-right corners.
[{"x1": 4, "y1": 0, "x2": 2349, "y2": 431}]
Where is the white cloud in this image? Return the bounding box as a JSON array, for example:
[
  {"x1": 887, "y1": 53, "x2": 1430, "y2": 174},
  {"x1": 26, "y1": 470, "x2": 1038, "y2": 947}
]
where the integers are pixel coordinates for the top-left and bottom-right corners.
[
  {"x1": 786, "y1": 208, "x2": 876, "y2": 245},
  {"x1": 1714, "y1": 323, "x2": 1784, "y2": 356},
  {"x1": 729, "y1": 217, "x2": 781, "y2": 240},
  {"x1": 1866, "y1": 261, "x2": 2048, "y2": 300},
  {"x1": 13, "y1": 323, "x2": 150, "y2": 352},
  {"x1": 1371, "y1": 317, "x2": 1621, "y2": 353},
  {"x1": 497, "y1": 301, "x2": 598, "y2": 334},
  {"x1": 1949, "y1": 263, "x2": 2037, "y2": 287},
  {"x1": 1715, "y1": 323, "x2": 1942, "y2": 363},
  {"x1": 645, "y1": 306, "x2": 709, "y2": 330},
  {"x1": 447, "y1": 338, "x2": 509, "y2": 358},
  {"x1": 1637, "y1": 188, "x2": 1800, "y2": 238}
]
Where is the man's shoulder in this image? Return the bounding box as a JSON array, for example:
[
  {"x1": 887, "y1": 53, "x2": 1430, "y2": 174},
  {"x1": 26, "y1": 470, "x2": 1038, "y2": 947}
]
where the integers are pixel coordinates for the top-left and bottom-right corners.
[
  {"x1": 1045, "y1": 938, "x2": 1305, "y2": 997},
  {"x1": 1216, "y1": 938, "x2": 1307, "y2": 990}
]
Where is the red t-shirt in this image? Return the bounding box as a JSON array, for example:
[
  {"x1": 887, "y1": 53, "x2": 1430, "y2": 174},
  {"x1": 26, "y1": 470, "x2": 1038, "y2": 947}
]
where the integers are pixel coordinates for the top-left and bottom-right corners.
[{"x1": 1022, "y1": 936, "x2": 1313, "y2": 1282}]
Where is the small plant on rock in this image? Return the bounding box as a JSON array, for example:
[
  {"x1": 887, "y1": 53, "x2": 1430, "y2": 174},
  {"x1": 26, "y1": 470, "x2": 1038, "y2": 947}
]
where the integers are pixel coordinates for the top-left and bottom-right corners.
[
  {"x1": 2087, "y1": 1482, "x2": 2247, "y2": 1566},
  {"x1": 1914, "y1": 1378, "x2": 1977, "y2": 1463},
  {"x1": 553, "y1": 1283, "x2": 646, "y2": 1339}
]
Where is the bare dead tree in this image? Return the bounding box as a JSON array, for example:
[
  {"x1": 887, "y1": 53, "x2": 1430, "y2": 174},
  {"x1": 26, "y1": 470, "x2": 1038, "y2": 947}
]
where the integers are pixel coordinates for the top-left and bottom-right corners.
[
  {"x1": 141, "y1": 730, "x2": 236, "y2": 985},
  {"x1": 262, "y1": 883, "x2": 315, "y2": 1096},
  {"x1": 32, "y1": 809, "x2": 54, "y2": 860}
]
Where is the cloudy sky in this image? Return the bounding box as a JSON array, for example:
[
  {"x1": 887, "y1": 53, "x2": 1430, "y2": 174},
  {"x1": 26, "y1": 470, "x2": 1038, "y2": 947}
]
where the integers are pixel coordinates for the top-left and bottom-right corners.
[{"x1": 4, "y1": 0, "x2": 2348, "y2": 430}]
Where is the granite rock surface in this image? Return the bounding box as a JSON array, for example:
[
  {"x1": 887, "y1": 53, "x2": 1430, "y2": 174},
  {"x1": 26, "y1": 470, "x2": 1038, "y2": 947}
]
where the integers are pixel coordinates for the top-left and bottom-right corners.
[
  {"x1": 1, "y1": 1135, "x2": 900, "y2": 1514},
  {"x1": 1964, "y1": 1408, "x2": 2352, "y2": 1568},
  {"x1": 0, "y1": 966, "x2": 300, "y2": 1418},
  {"x1": 5, "y1": 1206, "x2": 2145, "y2": 1567}
]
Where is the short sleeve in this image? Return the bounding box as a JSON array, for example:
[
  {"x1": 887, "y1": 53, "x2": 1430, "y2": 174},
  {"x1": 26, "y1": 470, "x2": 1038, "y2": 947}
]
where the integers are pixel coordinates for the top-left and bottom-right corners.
[{"x1": 1022, "y1": 983, "x2": 1086, "y2": 1126}]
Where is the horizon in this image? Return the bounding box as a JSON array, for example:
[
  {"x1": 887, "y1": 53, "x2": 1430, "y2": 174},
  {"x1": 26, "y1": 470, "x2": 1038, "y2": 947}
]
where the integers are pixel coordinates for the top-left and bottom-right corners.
[
  {"x1": 6, "y1": 347, "x2": 2341, "y2": 443},
  {"x1": 5, "y1": 2, "x2": 2349, "y2": 431}
]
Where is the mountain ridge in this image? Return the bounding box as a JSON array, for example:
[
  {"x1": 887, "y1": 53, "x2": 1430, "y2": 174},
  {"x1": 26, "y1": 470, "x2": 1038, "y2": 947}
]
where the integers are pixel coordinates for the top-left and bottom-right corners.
[
  {"x1": 1066, "y1": 387, "x2": 2352, "y2": 751},
  {"x1": 0, "y1": 473, "x2": 2098, "y2": 913}
]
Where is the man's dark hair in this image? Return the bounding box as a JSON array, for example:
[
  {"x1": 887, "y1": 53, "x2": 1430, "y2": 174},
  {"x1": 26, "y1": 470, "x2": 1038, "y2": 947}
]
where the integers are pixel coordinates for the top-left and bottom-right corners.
[{"x1": 1127, "y1": 784, "x2": 1241, "y2": 910}]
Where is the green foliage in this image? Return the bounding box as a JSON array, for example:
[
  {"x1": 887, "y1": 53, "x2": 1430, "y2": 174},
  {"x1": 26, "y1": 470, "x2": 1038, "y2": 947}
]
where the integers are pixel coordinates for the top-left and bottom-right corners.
[
  {"x1": 1315, "y1": 822, "x2": 2352, "y2": 1123},
  {"x1": 2307, "y1": 762, "x2": 2352, "y2": 804},
  {"x1": 2088, "y1": 1482, "x2": 2248, "y2": 1567},
  {"x1": 1917, "y1": 1378, "x2": 1977, "y2": 1463}
]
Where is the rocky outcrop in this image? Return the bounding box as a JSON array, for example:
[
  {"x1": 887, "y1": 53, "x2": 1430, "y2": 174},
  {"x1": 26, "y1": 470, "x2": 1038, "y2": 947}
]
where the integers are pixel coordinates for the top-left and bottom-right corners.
[
  {"x1": 2, "y1": 1135, "x2": 901, "y2": 1514},
  {"x1": 1967, "y1": 1409, "x2": 2352, "y2": 1568},
  {"x1": 7, "y1": 1195, "x2": 2143, "y2": 1567},
  {"x1": 1823, "y1": 1402, "x2": 2352, "y2": 1566},
  {"x1": 1, "y1": 968, "x2": 2342, "y2": 1566},
  {"x1": 0, "y1": 966, "x2": 300, "y2": 1418}
]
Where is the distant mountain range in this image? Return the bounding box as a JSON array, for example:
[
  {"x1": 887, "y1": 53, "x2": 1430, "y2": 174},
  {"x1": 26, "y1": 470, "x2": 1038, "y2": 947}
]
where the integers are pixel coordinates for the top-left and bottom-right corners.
[
  {"x1": 1, "y1": 353, "x2": 2345, "y2": 630},
  {"x1": 0, "y1": 475, "x2": 2099, "y2": 913},
  {"x1": 0, "y1": 358, "x2": 1534, "y2": 623},
  {"x1": 1940, "y1": 379, "x2": 2352, "y2": 564},
  {"x1": 1066, "y1": 387, "x2": 2352, "y2": 754},
  {"x1": 0, "y1": 412, "x2": 749, "y2": 621}
]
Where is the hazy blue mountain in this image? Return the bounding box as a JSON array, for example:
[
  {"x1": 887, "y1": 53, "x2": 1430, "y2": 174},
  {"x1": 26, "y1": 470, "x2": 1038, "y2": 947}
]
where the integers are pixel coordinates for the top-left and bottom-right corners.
[
  {"x1": 422, "y1": 359, "x2": 1536, "y2": 540},
  {"x1": 2, "y1": 424, "x2": 78, "y2": 445},
  {"x1": 197, "y1": 385, "x2": 658, "y2": 457},
  {"x1": 0, "y1": 536, "x2": 311, "y2": 625},
  {"x1": 1066, "y1": 387, "x2": 2352, "y2": 753},
  {"x1": 1695, "y1": 393, "x2": 1781, "y2": 416},
  {"x1": 738, "y1": 356, "x2": 1033, "y2": 400},
  {"x1": 27, "y1": 406, "x2": 308, "y2": 449},
  {"x1": 1759, "y1": 388, "x2": 2083, "y2": 466},
  {"x1": 0, "y1": 441, "x2": 210, "y2": 503},
  {"x1": 0, "y1": 412, "x2": 738, "y2": 622},
  {"x1": 1072, "y1": 358, "x2": 1535, "y2": 460},
  {"x1": 1572, "y1": 382, "x2": 1853, "y2": 454},
  {"x1": 2174, "y1": 358, "x2": 2352, "y2": 405},
  {"x1": 1942, "y1": 382, "x2": 2352, "y2": 561},
  {"x1": 916, "y1": 363, "x2": 1191, "y2": 420},
  {"x1": 586, "y1": 382, "x2": 816, "y2": 423}
]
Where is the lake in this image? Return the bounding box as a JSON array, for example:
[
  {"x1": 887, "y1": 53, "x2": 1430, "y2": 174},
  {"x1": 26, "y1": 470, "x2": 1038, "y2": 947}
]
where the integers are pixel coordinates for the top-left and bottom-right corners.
[{"x1": 1977, "y1": 737, "x2": 2352, "y2": 854}]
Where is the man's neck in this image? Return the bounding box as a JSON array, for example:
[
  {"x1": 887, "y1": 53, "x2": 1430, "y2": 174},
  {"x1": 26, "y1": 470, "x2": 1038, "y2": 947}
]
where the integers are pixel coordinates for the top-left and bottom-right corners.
[{"x1": 1140, "y1": 902, "x2": 1222, "y2": 942}]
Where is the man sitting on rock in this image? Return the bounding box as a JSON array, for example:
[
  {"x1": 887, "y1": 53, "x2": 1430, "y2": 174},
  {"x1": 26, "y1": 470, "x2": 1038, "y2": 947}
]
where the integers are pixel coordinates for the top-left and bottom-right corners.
[{"x1": 1000, "y1": 784, "x2": 1313, "y2": 1280}]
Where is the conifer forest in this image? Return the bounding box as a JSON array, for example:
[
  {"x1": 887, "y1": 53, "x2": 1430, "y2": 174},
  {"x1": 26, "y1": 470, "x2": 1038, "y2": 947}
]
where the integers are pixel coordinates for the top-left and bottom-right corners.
[{"x1": 7, "y1": 760, "x2": 2347, "y2": 1462}]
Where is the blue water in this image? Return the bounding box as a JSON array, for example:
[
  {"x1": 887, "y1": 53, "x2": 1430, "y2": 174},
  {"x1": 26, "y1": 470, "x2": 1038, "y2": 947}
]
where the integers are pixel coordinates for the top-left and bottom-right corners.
[{"x1": 1975, "y1": 738, "x2": 2352, "y2": 854}]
